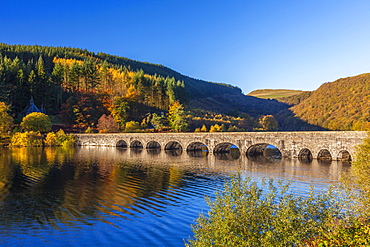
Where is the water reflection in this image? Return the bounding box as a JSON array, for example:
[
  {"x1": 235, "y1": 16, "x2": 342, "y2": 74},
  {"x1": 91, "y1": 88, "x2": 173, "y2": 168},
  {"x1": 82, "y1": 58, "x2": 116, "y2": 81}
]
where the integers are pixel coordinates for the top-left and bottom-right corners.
[
  {"x1": 187, "y1": 150, "x2": 208, "y2": 158},
  {"x1": 147, "y1": 148, "x2": 161, "y2": 156},
  {"x1": 0, "y1": 146, "x2": 351, "y2": 246},
  {"x1": 164, "y1": 149, "x2": 183, "y2": 156}
]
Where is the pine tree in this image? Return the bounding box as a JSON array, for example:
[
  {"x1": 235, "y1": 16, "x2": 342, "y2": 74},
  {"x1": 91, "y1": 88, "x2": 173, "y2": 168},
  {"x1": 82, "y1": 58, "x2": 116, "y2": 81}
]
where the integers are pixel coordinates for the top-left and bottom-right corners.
[
  {"x1": 68, "y1": 62, "x2": 81, "y2": 92},
  {"x1": 51, "y1": 62, "x2": 64, "y2": 109},
  {"x1": 81, "y1": 58, "x2": 99, "y2": 90}
]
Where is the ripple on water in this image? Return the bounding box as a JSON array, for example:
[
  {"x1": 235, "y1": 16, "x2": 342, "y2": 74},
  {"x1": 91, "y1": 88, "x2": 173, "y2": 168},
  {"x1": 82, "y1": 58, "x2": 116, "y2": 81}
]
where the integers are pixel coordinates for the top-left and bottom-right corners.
[{"x1": 0, "y1": 146, "x2": 349, "y2": 247}]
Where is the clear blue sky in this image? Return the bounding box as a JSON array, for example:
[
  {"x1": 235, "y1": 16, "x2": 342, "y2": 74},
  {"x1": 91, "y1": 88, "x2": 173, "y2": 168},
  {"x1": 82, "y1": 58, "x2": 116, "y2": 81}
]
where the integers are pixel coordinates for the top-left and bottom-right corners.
[{"x1": 1, "y1": 0, "x2": 370, "y2": 93}]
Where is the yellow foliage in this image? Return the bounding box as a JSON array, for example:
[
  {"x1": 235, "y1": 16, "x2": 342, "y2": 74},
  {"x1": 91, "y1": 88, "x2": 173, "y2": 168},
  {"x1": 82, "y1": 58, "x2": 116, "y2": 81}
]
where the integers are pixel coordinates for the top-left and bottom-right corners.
[
  {"x1": 125, "y1": 85, "x2": 138, "y2": 100},
  {"x1": 53, "y1": 57, "x2": 83, "y2": 67},
  {"x1": 44, "y1": 132, "x2": 57, "y2": 146},
  {"x1": 210, "y1": 124, "x2": 222, "y2": 132},
  {"x1": 11, "y1": 131, "x2": 43, "y2": 147},
  {"x1": 125, "y1": 121, "x2": 141, "y2": 132}
]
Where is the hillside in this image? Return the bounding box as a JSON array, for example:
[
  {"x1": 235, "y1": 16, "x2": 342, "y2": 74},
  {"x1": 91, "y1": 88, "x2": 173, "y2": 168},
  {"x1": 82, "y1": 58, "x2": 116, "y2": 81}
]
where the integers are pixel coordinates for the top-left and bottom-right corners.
[
  {"x1": 1, "y1": 43, "x2": 355, "y2": 132},
  {"x1": 1, "y1": 43, "x2": 299, "y2": 132},
  {"x1": 189, "y1": 94, "x2": 287, "y2": 118},
  {"x1": 187, "y1": 94, "x2": 325, "y2": 131},
  {"x1": 247, "y1": 89, "x2": 307, "y2": 99},
  {"x1": 277, "y1": 91, "x2": 313, "y2": 105},
  {"x1": 0, "y1": 43, "x2": 241, "y2": 100},
  {"x1": 290, "y1": 73, "x2": 370, "y2": 130}
]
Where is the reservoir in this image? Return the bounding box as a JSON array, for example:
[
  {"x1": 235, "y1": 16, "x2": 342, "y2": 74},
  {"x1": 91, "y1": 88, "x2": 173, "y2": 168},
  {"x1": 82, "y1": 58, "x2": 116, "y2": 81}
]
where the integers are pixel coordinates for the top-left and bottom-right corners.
[{"x1": 0, "y1": 146, "x2": 350, "y2": 246}]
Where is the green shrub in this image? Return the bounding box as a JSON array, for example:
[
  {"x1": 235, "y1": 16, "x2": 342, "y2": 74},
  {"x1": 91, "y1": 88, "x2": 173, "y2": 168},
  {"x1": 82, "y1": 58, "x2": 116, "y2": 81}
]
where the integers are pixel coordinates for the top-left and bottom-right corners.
[
  {"x1": 186, "y1": 174, "x2": 341, "y2": 247},
  {"x1": 61, "y1": 135, "x2": 76, "y2": 146},
  {"x1": 56, "y1": 129, "x2": 75, "y2": 146},
  {"x1": 346, "y1": 131, "x2": 370, "y2": 216},
  {"x1": 44, "y1": 129, "x2": 76, "y2": 147},
  {"x1": 125, "y1": 121, "x2": 141, "y2": 132}
]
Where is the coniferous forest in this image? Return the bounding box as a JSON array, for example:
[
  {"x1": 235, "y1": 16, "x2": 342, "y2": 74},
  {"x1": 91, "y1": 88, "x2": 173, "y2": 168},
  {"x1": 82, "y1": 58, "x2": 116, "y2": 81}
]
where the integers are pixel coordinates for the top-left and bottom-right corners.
[{"x1": 0, "y1": 43, "x2": 369, "y2": 132}]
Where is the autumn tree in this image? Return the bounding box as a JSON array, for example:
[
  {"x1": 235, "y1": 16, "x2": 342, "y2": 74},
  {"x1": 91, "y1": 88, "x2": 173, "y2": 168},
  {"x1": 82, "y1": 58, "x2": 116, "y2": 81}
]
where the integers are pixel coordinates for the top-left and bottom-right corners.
[
  {"x1": 20, "y1": 112, "x2": 51, "y2": 133},
  {"x1": 210, "y1": 124, "x2": 222, "y2": 132},
  {"x1": 168, "y1": 101, "x2": 188, "y2": 132},
  {"x1": 97, "y1": 114, "x2": 119, "y2": 133},
  {"x1": 151, "y1": 113, "x2": 167, "y2": 131},
  {"x1": 60, "y1": 92, "x2": 108, "y2": 128},
  {"x1": 110, "y1": 97, "x2": 129, "y2": 130},
  {"x1": 259, "y1": 115, "x2": 278, "y2": 131},
  {"x1": 0, "y1": 102, "x2": 13, "y2": 135}
]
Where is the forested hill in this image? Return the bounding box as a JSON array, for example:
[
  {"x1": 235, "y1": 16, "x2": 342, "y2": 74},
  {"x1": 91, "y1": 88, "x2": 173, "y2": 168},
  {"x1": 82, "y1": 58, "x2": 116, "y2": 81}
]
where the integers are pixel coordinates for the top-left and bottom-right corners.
[
  {"x1": 95, "y1": 52, "x2": 242, "y2": 99},
  {"x1": 289, "y1": 73, "x2": 370, "y2": 131},
  {"x1": 0, "y1": 43, "x2": 241, "y2": 99},
  {"x1": 6, "y1": 43, "x2": 366, "y2": 132}
]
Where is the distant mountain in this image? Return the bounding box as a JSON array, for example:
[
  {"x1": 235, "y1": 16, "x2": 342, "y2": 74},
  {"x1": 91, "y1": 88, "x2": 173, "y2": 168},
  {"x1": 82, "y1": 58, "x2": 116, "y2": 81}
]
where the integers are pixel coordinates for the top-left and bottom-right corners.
[
  {"x1": 289, "y1": 73, "x2": 370, "y2": 130},
  {"x1": 247, "y1": 89, "x2": 308, "y2": 99}
]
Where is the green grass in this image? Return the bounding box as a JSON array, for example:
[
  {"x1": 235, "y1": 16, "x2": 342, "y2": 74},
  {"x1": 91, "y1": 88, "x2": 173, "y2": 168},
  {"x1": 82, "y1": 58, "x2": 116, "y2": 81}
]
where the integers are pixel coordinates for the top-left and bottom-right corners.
[{"x1": 247, "y1": 89, "x2": 307, "y2": 99}]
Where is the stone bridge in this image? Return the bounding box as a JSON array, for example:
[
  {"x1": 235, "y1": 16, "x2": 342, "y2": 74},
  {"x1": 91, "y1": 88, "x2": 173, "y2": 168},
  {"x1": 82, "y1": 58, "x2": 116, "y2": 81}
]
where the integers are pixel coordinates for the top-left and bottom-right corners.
[{"x1": 74, "y1": 131, "x2": 368, "y2": 161}]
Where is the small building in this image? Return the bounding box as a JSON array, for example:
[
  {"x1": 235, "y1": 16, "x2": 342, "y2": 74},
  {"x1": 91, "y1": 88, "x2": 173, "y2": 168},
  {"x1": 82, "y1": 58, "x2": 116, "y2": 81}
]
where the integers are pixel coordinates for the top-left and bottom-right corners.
[{"x1": 20, "y1": 97, "x2": 46, "y2": 117}]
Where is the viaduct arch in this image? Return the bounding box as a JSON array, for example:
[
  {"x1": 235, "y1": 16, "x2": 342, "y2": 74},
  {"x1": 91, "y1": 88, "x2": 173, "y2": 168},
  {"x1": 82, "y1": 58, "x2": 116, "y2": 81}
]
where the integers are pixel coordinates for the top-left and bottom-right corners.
[{"x1": 74, "y1": 131, "x2": 367, "y2": 161}]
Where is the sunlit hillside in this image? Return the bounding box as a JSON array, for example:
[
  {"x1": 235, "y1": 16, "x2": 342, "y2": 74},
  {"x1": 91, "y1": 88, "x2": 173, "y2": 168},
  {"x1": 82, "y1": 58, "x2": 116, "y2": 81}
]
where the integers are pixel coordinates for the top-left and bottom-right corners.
[
  {"x1": 247, "y1": 89, "x2": 307, "y2": 99},
  {"x1": 290, "y1": 73, "x2": 370, "y2": 130}
]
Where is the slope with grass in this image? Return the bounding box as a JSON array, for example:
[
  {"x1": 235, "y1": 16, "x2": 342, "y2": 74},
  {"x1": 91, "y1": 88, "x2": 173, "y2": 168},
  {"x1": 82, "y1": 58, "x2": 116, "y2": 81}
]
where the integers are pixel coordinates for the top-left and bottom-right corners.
[{"x1": 247, "y1": 89, "x2": 307, "y2": 99}]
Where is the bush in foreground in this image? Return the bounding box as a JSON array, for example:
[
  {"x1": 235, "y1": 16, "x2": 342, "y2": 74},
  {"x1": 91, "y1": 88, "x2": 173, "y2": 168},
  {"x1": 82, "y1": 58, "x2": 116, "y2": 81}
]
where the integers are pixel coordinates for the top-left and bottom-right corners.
[
  {"x1": 345, "y1": 131, "x2": 370, "y2": 216},
  {"x1": 186, "y1": 175, "x2": 342, "y2": 247}
]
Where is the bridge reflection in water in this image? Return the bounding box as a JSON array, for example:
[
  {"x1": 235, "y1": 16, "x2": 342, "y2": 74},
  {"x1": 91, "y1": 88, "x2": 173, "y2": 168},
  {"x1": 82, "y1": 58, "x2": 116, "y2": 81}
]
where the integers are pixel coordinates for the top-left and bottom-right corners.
[
  {"x1": 74, "y1": 145, "x2": 351, "y2": 184},
  {"x1": 75, "y1": 131, "x2": 367, "y2": 162}
]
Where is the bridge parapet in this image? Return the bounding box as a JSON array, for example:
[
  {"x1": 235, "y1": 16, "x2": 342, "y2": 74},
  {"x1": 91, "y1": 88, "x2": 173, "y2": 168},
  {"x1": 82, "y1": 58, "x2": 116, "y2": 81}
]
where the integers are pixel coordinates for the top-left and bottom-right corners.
[{"x1": 74, "y1": 131, "x2": 368, "y2": 161}]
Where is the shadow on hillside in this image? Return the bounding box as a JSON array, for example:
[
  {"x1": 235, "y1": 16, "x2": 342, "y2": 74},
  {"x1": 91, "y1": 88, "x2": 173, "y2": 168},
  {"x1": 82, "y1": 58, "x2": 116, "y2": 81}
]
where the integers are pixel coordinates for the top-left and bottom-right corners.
[
  {"x1": 275, "y1": 108, "x2": 327, "y2": 131},
  {"x1": 189, "y1": 94, "x2": 327, "y2": 131}
]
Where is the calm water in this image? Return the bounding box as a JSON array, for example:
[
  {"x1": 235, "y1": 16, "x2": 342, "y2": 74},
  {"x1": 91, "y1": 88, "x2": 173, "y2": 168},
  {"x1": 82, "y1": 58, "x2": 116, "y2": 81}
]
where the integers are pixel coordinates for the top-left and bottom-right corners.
[{"x1": 0, "y1": 146, "x2": 351, "y2": 246}]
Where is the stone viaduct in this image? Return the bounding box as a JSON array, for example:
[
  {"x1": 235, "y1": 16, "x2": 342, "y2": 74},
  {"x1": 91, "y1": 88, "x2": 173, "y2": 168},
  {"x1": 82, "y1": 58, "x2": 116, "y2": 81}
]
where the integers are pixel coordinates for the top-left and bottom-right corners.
[{"x1": 74, "y1": 131, "x2": 368, "y2": 161}]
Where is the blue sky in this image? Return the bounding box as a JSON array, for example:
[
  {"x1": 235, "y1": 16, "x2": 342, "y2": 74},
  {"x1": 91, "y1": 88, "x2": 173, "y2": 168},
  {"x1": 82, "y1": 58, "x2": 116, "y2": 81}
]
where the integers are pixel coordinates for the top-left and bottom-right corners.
[{"x1": 1, "y1": 0, "x2": 370, "y2": 93}]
